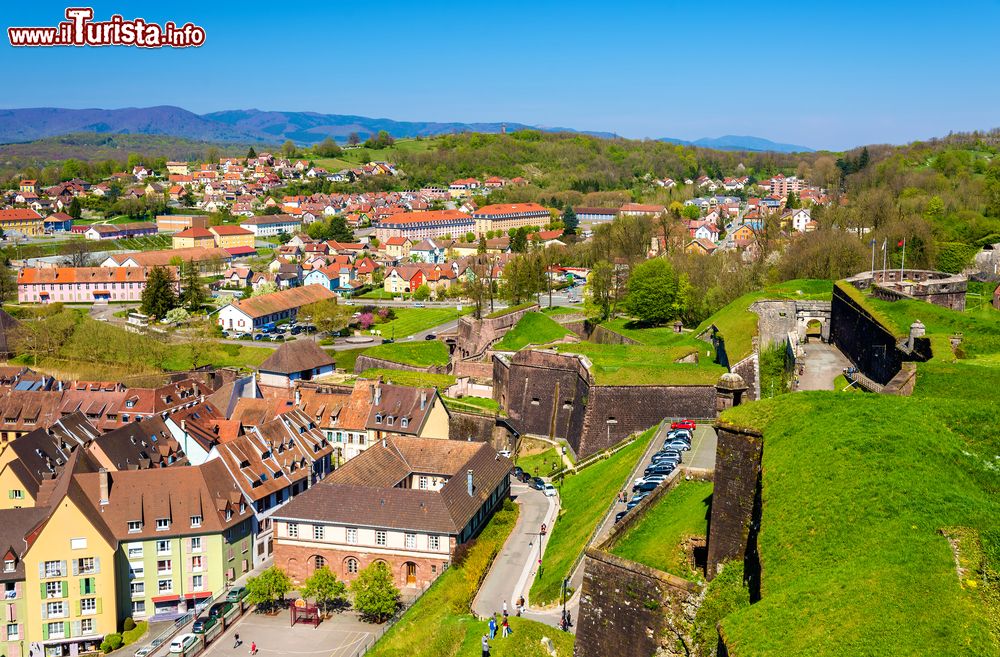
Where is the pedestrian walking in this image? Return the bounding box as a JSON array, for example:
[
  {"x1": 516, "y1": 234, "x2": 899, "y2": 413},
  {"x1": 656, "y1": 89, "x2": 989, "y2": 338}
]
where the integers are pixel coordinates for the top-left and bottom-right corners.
[
  {"x1": 481, "y1": 635, "x2": 490, "y2": 657},
  {"x1": 501, "y1": 618, "x2": 510, "y2": 638},
  {"x1": 488, "y1": 615, "x2": 497, "y2": 639},
  {"x1": 502, "y1": 600, "x2": 508, "y2": 616},
  {"x1": 249, "y1": 641, "x2": 257, "y2": 656},
  {"x1": 233, "y1": 633, "x2": 241, "y2": 649}
]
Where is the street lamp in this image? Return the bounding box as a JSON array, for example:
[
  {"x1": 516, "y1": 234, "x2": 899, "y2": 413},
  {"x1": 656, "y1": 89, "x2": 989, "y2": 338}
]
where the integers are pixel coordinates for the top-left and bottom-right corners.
[{"x1": 561, "y1": 577, "x2": 570, "y2": 631}]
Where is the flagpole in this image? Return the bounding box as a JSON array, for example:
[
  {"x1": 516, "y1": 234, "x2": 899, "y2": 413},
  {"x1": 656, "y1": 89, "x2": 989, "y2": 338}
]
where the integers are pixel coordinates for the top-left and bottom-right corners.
[
  {"x1": 870, "y1": 239, "x2": 875, "y2": 275},
  {"x1": 881, "y1": 239, "x2": 887, "y2": 282},
  {"x1": 900, "y1": 238, "x2": 906, "y2": 279}
]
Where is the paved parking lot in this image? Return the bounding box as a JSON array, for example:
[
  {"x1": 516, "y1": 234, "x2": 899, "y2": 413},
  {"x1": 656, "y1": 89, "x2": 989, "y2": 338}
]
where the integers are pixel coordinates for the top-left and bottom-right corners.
[{"x1": 201, "y1": 608, "x2": 378, "y2": 657}]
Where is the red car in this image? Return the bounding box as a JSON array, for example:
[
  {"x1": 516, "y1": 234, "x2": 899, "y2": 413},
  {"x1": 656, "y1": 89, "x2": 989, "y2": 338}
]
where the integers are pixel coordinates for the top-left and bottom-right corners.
[{"x1": 670, "y1": 420, "x2": 697, "y2": 431}]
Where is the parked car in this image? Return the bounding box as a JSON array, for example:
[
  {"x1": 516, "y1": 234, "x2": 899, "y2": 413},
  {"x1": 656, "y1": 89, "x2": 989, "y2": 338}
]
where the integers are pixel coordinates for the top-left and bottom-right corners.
[
  {"x1": 614, "y1": 510, "x2": 628, "y2": 523},
  {"x1": 253, "y1": 333, "x2": 264, "y2": 341},
  {"x1": 511, "y1": 466, "x2": 525, "y2": 479},
  {"x1": 517, "y1": 471, "x2": 532, "y2": 483},
  {"x1": 671, "y1": 420, "x2": 697, "y2": 431},
  {"x1": 663, "y1": 440, "x2": 690, "y2": 451},
  {"x1": 207, "y1": 601, "x2": 232, "y2": 619},
  {"x1": 626, "y1": 493, "x2": 649, "y2": 509},
  {"x1": 543, "y1": 483, "x2": 558, "y2": 497},
  {"x1": 191, "y1": 615, "x2": 217, "y2": 634},
  {"x1": 134, "y1": 648, "x2": 152, "y2": 657},
  {"x1": 169, "y1": 634, "x2": 198, "y2": 654},
  {"x1": 632, "y1": 479, "x2": 660, "y2": 493},
  {"x1": 225, "y1": 586, "x2": 248, "y2": 604},
  {"x1": 531, "y1": 477, "x2": 545, "y2": 491},
  {"x1": 645, "y1": 463, "x2": 676, "y2": 477},
  {"x1": 643, "y1": 474, "x2": 668, "y2": 485}
]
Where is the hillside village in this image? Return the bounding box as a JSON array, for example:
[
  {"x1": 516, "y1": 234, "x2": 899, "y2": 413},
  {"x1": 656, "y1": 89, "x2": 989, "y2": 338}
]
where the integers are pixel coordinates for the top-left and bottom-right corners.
[{"x1": 0, "y1": 128, "x2": 997, "y2": 657}]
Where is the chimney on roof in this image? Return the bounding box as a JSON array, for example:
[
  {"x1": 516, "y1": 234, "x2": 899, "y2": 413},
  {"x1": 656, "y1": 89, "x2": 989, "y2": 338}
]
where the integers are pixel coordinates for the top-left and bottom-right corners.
[
  {"x1": 419, "y1": 392, "x2": 427, "y2": 411},
  {"x1": 374, "y1": 386, "x2": 381, "y2": 406},
  {"x1": 467, "y1": 469, "x2": 474, "y2": 497},
  {"x1": 181, "y1": 419, "x2": 186, "y2": 433},
  {"x1": 294, "y1": 388, "x2": 301, "y2": 406},
  {"x1": 98, "y1": 468, "x2": 110, "y2": 506}
]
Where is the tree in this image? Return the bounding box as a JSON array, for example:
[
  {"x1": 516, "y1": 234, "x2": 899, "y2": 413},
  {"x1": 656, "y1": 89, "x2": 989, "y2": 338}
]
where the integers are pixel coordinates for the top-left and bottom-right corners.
[
  {"x1": 412, "y1": 284, "x2": 432, "y2": 301},
  {"x1": 252, "y1": 282, "x2": 278, "y2": 297},
  {"x1": 623, "y1": 258, "x2": 689, "y2": 326},
  {"x1": 314, "y1": 138, "x2": 342, "y2": 158},
  {"x1": 0, "y1": 266, "x2": 15, "y2": 304},
  {"x1": 299, "y1": 299, "x2": 351, "y2": 335},
  {"x1": 301, "y1": 566, "x2": 347, "y2": 615},
  {"x1": 584, "y1": 260, "x2": 614, "y2": 321},
  {"x1": 329, "y1": 215, "x2": 354, "y2": 242},
  {"x1": 511, "y1": 227, "x2": 528, "y2": 253},
  {"x1": 347, "y1": 132, "x2": 361, "y2": 146},
  {"x1": 477, "y1": 235, "x2": 487, "y2": 254},
  {"x1": 67, "y1": 197, "x2": 82, "y2": 220},
  {"x1": 179, "y1": 260, "x2": 207, "y2": 312},
  {"x1": 139, "y1": 266, "x2": 178, "y2": 319},
  {"x1": 246, "y1": 566, "x2": 292, "y2": 613},
  {"x1": 785, "y1": 191, "x2": 800, "y2": 209},
  {"x1": 247, "y1": 146, "x2": 257, "y2": 159},
  {"x1": 562, "y1": 207, "x2": 578, "y2": 235},
  {"x1": 350, "y1": 561, "x2": 400, "y2": 623},
  {"x1": 281, "y1": 140, "x2": 297, "y2": 158},
  {"x1": 681, "y1": 204, "x2": 701, "y2": 220}
]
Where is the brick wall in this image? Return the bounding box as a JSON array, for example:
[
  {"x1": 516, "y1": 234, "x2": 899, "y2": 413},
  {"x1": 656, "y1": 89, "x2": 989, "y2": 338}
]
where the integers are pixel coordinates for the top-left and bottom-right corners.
[
  {"x1": 829, "y1": 285, "x2": 904, "y2": 385},
  {"x1": 275, "y1": 542, "x2": 448, "y2": 589},
  {"x1": 706, "y1": 424, "x2": 763, "y2": 580},
  {"x1": 453, "y1": 304, "x2": 538, "y2": 359}
]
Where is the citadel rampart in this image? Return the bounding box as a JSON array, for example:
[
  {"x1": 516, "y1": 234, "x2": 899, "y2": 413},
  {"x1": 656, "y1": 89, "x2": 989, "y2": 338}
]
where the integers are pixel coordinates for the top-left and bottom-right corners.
[
  {"x1": 844, "y1": 268, "x2": 967, "y2": 311},
  {"x1": 450, "y1": 303, "x2": 538, "y2": 359},
  {"x1": 494, "y1": 350, "x2": 718, "y2": 458}
]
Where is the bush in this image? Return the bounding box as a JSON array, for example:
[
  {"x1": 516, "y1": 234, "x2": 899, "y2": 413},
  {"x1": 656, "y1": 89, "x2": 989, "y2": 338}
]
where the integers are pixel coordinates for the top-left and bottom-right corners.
[
  {"x1": 123, "y1": 617, "x2": 136, "y2": 632},
  {"x1": 101, "y1": 633, "x2": 123, "y2": 653}
]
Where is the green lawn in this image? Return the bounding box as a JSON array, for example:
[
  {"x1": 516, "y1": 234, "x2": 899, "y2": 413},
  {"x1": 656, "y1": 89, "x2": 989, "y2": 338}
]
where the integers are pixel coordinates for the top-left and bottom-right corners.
[
  {"x1": 493, "y1": 312, "x2": 570, "y2": 351},
  {"x1": 369, "y1": 500, "x2": 572, "y2": 657},
  {"x1": 360, "y1": 368, "x2": 456, "y2": 389},
  {"x1": 516, "y1": 448, "x2": 563, "y2": 479},
  {"x1": 609, "y1": 480, "x2": 713, "y2": 582},
  {"x1": 549, "y1": 342, "x2": 725, "y2": 386},
  {"x1": 160, "y1": 343, "x2": 272, "y2": 371},
  {"x1": 530, "y1": 426, "x2": 657, "y2": 605},
  {"x1": 373, "y1": 308, "x2": 471, "y2": 339},
  {"x1": 359, "y1": 289, "x2": 409, "y2": 300},
  {"x1": 716, "y1": 392, "x2": 1000, "y2": 656},
  {"x1": 331, "y1": 346, "x2": 371, "y2": 373},
  {"x1": 694, "y1": 279, "x2": 833, "y2": 362},
  {"x1": 540, "y1": 305, "x2": 583, "y2": 316},
  {"x1": 485, "y1": 303, "x2": 535, "y2": 319},
  {"x1": 442, "y1": 396, "x2": 500, "y2": 414},
  {"x1": 364, "y1": 341, "x2": 451, "y2": 367}
]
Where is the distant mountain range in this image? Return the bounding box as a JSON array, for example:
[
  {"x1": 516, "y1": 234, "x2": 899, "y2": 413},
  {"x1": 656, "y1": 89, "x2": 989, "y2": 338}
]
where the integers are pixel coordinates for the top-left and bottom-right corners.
[
  {"x1": 659, "y1": 135, "x2": 813, "y2": 153},
  {"x1": 0, "y1": 106, "x2": 813, "y2": 153}
]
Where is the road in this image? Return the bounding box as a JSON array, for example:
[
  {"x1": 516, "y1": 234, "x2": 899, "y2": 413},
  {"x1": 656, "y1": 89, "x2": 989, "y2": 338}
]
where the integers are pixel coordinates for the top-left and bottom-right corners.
[
  {"x1": 472, "y1": 481, "x2": 559, "y2": 621},
  {"x1": 797, "y1": 341, "x2": 852, "y2": 391}
]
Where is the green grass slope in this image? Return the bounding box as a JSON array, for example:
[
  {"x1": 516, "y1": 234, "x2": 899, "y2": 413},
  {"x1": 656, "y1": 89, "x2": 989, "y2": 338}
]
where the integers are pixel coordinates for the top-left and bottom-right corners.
[
  {"x1": 609, "y1": 480, "x2": 713, "y2": 582},
  {"x1": 363, "y1": 340, "x2": 451, "y2": 367},
  {"x1": 494, "y1": 312, "x2": 570, "y2": 351},
  {"x1": 717, "y1": 392, "x2": 1000, "y2": 657}
]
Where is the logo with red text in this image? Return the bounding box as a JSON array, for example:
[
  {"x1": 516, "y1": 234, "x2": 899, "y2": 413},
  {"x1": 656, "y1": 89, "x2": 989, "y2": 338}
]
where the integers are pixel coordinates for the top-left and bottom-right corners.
[{"x1": 8, "y1": 7, "x2": 205, "y2": 48}]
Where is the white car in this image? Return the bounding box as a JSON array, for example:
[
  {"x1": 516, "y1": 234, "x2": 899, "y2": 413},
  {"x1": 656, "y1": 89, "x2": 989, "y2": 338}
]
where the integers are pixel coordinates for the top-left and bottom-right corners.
[
  {"x1": 169, "y1": 634, "x2": 198, "y2": 654},
  {"x1": 543, "y1": 483, "x2": 557, "y2": 497},
  {"x1": 498, "y1": 449, "x2": 512, "y2": 458}
]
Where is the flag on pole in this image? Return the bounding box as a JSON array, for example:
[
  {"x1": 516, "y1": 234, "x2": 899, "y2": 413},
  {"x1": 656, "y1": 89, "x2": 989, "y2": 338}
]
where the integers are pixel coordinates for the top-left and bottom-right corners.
[
  {"x1": 881, "y1": 239, "x2": 887, "y2": 251},
  {"x1": 898, "y1": 239, "x2": 904, "y2": 248}
]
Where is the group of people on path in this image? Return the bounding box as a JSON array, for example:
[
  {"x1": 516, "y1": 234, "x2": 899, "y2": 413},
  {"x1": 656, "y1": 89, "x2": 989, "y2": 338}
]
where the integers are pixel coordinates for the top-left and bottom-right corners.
[
  {"x1": 233, "y1": 633, "x2": 257, "y2": 655},
  {"x1": 482, "y1": 598, "x2": 524, "y2": 656}
]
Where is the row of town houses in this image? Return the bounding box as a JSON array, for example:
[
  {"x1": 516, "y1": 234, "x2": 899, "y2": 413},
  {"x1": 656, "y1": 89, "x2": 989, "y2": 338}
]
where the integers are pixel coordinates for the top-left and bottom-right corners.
[{"x1": 0, "y1": 339, "x2": 509, "y2": 657}]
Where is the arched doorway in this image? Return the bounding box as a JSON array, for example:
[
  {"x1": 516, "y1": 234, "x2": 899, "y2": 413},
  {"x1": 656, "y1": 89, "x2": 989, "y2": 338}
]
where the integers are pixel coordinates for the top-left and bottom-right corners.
[
  {"x1": 403, "y1": 562, "x2": 417, "y2": 586},
  {"x1": 805, "y1": 319, "x2": 823, "y2": 343},
  {"x1": 310, "y1": 555, "x2": 326, "y2": 574},
  {"x1": 344, "y1": 557, "x2": 359, "y2": 578}
]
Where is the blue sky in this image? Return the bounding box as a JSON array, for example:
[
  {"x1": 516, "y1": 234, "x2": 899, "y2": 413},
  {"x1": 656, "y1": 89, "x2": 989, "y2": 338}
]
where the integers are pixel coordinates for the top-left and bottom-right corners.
[{"x1": 3, "y1": 1, "x2": 999, "y2": 150}]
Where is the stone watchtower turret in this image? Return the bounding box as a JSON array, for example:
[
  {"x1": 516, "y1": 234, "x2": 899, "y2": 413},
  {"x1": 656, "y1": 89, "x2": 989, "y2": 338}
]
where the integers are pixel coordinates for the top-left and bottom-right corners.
[{"x1": 715, "y1": 372, "x2": 748, "y2": 412}]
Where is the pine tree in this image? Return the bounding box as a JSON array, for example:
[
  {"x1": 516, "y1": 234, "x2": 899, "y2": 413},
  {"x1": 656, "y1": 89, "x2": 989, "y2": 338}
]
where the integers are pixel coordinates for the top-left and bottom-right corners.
[
  {"x1": 247, "y1": 146, "x2": 257, "y2": 159},
  {"x1": 179, "y1": 260, "x2": 207, "y2": 312},
  {"x1": 478, "y1": 234, "x2": 487, "y2": 254},
  {"x1": 140, "y1": 266, "x2": 178, "y2": 319},
  {"x1": 562, "y1": 206, "x2": 578, "y2": 235},
  {"x1": 67, "y1": 197, "x2": 82, "y2": 220}
]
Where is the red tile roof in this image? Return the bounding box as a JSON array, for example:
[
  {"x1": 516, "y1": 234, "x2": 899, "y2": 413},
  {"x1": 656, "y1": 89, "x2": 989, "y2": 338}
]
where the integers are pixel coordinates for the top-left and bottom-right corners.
[{"x1": 472, "y1": 203, "x2": 548, "y2": 217}]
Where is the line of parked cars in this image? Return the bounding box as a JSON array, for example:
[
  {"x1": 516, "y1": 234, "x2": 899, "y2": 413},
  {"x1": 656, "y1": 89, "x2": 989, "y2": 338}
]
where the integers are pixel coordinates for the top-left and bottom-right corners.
[
  {"x1": 222, "y1": 321, "x2": 316, "y2": 341},
  {"x1": 615, "y1": 422, "x2": 696, "y2": 523},
  {"x1": 135, "y1": 586, "x2": 249, "y2": 657},
  {"x1": 510, "y1": 466, "x2": 558, "y2": 497}
]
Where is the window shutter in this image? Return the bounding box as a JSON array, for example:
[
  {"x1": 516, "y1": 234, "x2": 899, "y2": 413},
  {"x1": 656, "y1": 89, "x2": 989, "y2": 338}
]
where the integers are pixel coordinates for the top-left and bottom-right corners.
[
  {"x1": 72, "y1": 560, "x2": 79, "y2": 576},
  {"x1": 96, "y1": 597, "x2": 102, "y2": 614},
  {"x1": 60, "y1": 560, "x2": 66, "y2": 576},
  {"x1": 64, "y1": 621, "x2": 70, "y2": 638},
  {"x1": 79, "y1": 579, "x2": 85, "y2": 596},
  {"x1": 7, "y1": 604, "x2": 15, "y2": 622},
  {"x1": 7, "y1": 490, "x2": 13, "y2": 499},
  {"x1": 14, "y1": 582, "x2": 21, "y2": 599},
  {"x1": 94, "y1": 557, "x2": 101, "y2": 574},
  {"x1": 61, "y1": 581, "x2": 68, "y2": 598},
  {"x1": 92, "y1": 577, "x2": 97, "y2": 595},
  {"x1": 39, "y1": 583, "x2": 46, "y2": 598},
  {"x1": 17, "y1": 623, "x2": 22, "y2": 641},
  {"x1": 41, "y1": 623, "x2": 48, "y2": 640},
  {"x1": 41, "y1": 604, "x2": 47, "y2": 620},
  {"x1": 74, "y1": 599, "x2": 80, "y2": 616},
  {"x1": 38, "y1": 563, "x2": 44, "y2": 579},
  {"x1": 71, "y1": 620, "x2": 81, "y2": 638}
]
